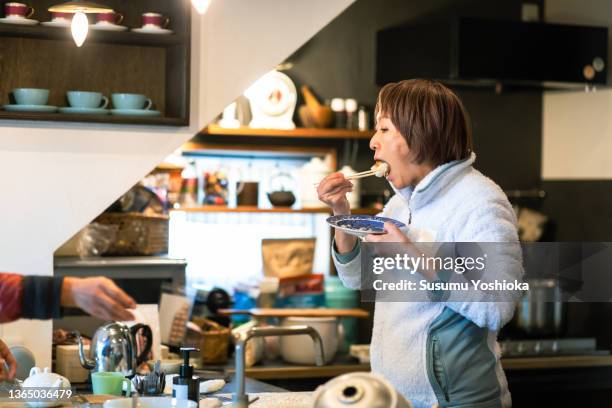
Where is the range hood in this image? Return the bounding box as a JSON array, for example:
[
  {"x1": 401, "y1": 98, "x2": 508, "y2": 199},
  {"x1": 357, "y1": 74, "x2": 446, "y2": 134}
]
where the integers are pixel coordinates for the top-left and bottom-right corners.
[{"x1": 376, "y1": 17, "x2": 608, "y2": 89}]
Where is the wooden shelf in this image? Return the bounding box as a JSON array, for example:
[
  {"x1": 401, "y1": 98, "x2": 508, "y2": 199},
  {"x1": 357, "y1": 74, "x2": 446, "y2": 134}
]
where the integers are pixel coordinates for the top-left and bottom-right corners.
[
  {"x1": 171, "y1": 205, "x2": 380, "y2": 215},
  {"x1": 202, "y1": 124, "x2": 373, "y2": 139},
  {"x1": 0, "y1": 111, "x2": 188, "y2": 126},
  {"x1": 0, "y1": 23, "x2": 185, "y2": 47}
]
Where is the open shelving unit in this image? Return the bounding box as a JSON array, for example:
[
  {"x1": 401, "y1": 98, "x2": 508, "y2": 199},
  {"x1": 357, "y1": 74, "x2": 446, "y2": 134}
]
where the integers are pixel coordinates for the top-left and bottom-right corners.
[
  {"x1": 0, "y1": 0, "x2": 191, "y2": 126},
  {"x1": 171, "y1": 205, "x2": 380, "y2": 215},
  {"x1": 202, "y1": 124, "x2": 373, "y2": 139}
]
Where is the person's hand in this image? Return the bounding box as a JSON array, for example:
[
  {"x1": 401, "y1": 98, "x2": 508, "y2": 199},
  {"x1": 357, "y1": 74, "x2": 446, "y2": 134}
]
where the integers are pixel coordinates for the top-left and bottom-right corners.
[
  {"x1": 316, "y1": 172, "x2": 352, "y2": 215},
  {"x1": 364, "y1": 222, "x2": 410, "y2": 243},
  {"x1": 61, "y1": 277, "x2": 136, "y2": 321},
  {"x1": 0, "y1": 339, "x2": 17, "y2": 381}
]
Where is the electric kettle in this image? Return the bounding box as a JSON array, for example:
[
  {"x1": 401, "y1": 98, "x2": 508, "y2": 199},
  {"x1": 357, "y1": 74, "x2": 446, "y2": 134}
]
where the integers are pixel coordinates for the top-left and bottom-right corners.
[{"x1": 77, "y1": 322, "x2": 152, "y2": 376}]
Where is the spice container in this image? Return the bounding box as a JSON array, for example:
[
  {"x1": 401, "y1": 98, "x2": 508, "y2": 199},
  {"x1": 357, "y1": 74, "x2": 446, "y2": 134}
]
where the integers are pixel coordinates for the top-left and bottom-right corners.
[{"x1": 330, "y1": 98, "x2": 346, "y2": 129}]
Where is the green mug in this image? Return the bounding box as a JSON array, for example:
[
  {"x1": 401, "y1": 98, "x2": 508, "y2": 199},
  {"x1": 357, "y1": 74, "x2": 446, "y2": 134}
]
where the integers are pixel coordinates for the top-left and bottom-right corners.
[{"x1": 91, "y1": 372, "x2": 132, "y2": 396}]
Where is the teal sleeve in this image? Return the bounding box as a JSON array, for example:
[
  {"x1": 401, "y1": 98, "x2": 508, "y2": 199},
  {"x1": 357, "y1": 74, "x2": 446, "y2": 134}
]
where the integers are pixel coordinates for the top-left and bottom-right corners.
[{"x1": 332, "y1": 238, "x2": 360, "y2": 264}]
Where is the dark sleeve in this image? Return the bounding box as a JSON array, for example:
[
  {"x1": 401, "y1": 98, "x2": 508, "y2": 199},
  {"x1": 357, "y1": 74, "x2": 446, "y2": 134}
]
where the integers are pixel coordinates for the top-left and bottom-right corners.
[{"x1": 21, "y1": 276, "x2": 64, "y2": 320}]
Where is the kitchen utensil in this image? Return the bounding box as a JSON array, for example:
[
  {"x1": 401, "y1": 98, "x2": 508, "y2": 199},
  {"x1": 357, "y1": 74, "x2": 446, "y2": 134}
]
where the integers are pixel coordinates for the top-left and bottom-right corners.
[
  {"x1": 12, "y1": 88, "x2": 49, "y2": 105},
  {"x1": 111, "y1": 93, "x2": 153, "y2": 110},
  {"x1": 92, "y1": 372, "x2": 132, "y2": 396},
  {"x1": 510, "y1": 278, "x2": 566, "y2": 338},
  {"x1": 267, "y1": 190, "x2": 296, "y2": 207},
  {"x1": 67, "y1": 91, "x2": 109, "y2": 109},
  {"x1": 314, "y1": 161, "x2": 389, "y2": 187},
  {"x1": 280, "y1": 316, "x2": 344, "y2": 364},
  {"x1": 217, "y1": 308, "x2": 370, "y2": 318},
  {"x1": 301, "y1": 85, "x2": 334, "y2": 128},
  {"x1": 267, "y1": 171, "x2": 296, "y2": 207},
  {"x1": 312, "y1": 372, "x2": 413, "y2": 408},
  {"x1": 298, "y1": 105, "x2": 317, "y2": 127},
  {"x1": 5, "y1": 2, "x2": 34, "y2": 19},
  {"x1": 141, "y1": 12, "x2": 170, "y2": 29},
  {"x1": 326, "y1": 214, "x2": 406, "y2": 238},
  {"x1": 77, "y1": 322, "x2": 153, "y2": 376}
]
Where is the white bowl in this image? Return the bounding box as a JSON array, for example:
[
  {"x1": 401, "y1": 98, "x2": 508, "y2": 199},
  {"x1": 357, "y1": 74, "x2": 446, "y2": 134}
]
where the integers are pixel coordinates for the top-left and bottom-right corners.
[{"x1": 280, "y1": 317, "x2": 342, "y2": 365}]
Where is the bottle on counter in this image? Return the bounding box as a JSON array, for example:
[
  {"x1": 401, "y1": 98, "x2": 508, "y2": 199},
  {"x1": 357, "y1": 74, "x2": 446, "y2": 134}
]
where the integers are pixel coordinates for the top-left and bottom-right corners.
[
  {"x1": 344, "y1": 98, "x2": 358, "y2": 130},
  {"x1": 330, "y1": 98, "x2": 346, "y2": 129},
  {"x1": 178, "y1": 160, "x2": 198, "y2": 208},
  {"x1": 173, "y1": 347, "x2": 201, "y2": 403},
  {"x1": 358, "y1": 105, "x2": 370, "y2": 131}
]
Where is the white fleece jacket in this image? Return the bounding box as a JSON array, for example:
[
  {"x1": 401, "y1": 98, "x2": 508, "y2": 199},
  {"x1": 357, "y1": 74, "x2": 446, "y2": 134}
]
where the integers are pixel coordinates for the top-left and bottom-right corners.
[{"x1": 333, "y1": 153, "x2": 522, "y2": 408}]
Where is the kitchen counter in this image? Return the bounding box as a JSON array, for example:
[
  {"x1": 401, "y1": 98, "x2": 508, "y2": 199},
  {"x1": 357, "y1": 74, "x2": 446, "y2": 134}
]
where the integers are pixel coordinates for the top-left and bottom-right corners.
[
  {"x1": 0, "y1": 376, "x2": 289, "y2": 407},
  {"x1": 215, "y1": 355, "x2": 370, "y2": 380}
]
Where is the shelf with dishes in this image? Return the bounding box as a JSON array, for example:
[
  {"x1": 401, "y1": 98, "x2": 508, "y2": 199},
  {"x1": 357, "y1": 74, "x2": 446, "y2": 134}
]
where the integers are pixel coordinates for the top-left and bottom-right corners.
[
  {"x1": 0, "y1": 0, "x2": 190, "y2": 126},
  {"x1": 171, "y1": 206, "x2": 381, "y2": 215},
  {"x1": 0, "y1": 0, "x2": 187, "y2": 46},
  {"x1": 201, "y1": 124, "x2": 373, "y2": 140},
  {"x1": 0, "y1": 19, "x2": 185, "y2": 46},
  {"x1": 0, "y1": 89, "x2": 187, "y2": 125}
]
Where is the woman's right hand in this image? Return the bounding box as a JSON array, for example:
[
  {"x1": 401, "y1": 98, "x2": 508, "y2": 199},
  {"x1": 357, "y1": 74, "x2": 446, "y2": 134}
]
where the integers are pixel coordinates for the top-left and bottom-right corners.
[{"x1": 317, "y1": 172, "x2": 353, "y2": 215}]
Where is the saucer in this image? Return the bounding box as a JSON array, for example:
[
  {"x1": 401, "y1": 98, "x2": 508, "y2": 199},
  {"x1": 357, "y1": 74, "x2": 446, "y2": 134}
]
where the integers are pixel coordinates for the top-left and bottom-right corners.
[
  {"x1": 41, "y1": 20, "x2": 70, "y2": 28},
  {"x1": 59, "y1": 107, "x2": 109, "y2": 115},
  {"x1": 110, "y1": 109, "x2": 161, "y2": 117},
  {"x1": 3, "y1": 104, "x2": 58, "y2": 113},
  {"x1": 132, "y1": 27, "x2": 173, "y2": 35},
  {"x1": 91, "y1": 22, "x2": 128, "y2": 32},
  {"x1": 326, "y1": 214, "x2": 406, "y2": 238},
  {"x1": 0, "y1": 17, "x2": 38, "y2": 25}
]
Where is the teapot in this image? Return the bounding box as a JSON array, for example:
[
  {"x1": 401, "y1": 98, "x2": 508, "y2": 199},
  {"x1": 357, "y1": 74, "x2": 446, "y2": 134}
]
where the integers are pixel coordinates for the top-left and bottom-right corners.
[
  {"x1": 77, "y1": 322, "x2": 152, "y2": 376},
  {"x1": 23, "y1": 366, "x2": 70, "y2": 389}
]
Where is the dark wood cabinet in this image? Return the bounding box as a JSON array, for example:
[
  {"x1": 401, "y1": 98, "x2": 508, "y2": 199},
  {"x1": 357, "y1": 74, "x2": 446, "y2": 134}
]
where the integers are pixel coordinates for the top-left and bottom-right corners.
[{"x1": 0, "y1": 0, "x2": 191, "y2": 126}]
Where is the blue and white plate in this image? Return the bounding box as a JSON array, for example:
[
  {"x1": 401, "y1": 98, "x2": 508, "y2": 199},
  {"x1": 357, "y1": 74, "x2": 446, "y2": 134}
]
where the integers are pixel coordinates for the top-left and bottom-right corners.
[
  {"x1": 110, "y1": 109, "x2": 161, "y2": 117},
  {"x1": 326, "y1": 214, "x2": 406, "y2": 238},
  {"x1": 59, "y1": 107, "x2": 109, "y2": 115},
  {"x1": 3, "y1": 104, "x2": 57, "y2": 113}
]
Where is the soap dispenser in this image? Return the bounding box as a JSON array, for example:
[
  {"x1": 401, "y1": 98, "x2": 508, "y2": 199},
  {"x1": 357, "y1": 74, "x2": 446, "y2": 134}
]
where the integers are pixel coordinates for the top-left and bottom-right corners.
[{"x1": 173, "y1": 347, "x2": 201, "y2": 403}]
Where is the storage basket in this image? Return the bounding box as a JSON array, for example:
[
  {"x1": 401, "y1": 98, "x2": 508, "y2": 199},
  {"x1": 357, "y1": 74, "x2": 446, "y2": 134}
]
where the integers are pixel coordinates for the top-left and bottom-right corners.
[
  {"x1": 191, "y1": 317, "x2": 230, "y2": 364},
  {"x1": 95, "y1": 212, "x2": 169, "y2": 256}
]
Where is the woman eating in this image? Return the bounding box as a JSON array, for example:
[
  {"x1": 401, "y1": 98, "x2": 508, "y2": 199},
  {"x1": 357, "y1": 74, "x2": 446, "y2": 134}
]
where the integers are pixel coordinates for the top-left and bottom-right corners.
[{"x1": 317, "y1": 79, "x2": 522, "y2": 408}]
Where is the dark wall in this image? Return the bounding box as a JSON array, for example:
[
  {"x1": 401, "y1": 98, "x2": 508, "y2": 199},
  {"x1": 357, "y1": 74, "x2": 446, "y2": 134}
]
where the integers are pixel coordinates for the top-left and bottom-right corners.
[{"x1": 285, "y1": 0, "x2": 542, "y2": 194}]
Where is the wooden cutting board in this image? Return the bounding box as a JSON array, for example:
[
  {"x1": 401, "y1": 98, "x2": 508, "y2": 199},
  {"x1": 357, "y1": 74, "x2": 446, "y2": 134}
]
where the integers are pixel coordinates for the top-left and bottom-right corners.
[{"x1": 218, "y1": 308, "x2": 370, "y2": 318}]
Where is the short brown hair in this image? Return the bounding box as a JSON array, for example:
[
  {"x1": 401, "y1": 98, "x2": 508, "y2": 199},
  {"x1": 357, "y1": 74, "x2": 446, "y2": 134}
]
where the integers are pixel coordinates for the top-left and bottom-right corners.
[{"x1": 375, "y1": 79, "x2": 473, "y2": 167}]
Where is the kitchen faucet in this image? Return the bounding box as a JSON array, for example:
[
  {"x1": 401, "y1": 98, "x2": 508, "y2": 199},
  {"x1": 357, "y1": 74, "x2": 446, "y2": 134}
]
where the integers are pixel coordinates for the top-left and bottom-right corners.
[{"x1": 231, "y1": 325, "x2": 325, "y2": 407}]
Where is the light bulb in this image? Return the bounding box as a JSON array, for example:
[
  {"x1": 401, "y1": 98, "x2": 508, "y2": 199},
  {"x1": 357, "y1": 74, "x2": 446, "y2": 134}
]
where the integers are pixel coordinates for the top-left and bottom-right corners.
[
  {"x1": 71, "y1": 11, "x2": 88, "y2": 47},
  {"x1": 191, "y1": 0, "x2": 211, "y2": 14}
]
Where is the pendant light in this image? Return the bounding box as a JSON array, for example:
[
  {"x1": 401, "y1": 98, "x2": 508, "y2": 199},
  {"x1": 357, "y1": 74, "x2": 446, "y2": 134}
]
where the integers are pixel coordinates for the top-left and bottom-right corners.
[
  {"x1": 191, "y1": 0, "x2": 212, "y2": 15},
  {"x1": 48, "y1": 2, "x2": 113, "y2": 47}
]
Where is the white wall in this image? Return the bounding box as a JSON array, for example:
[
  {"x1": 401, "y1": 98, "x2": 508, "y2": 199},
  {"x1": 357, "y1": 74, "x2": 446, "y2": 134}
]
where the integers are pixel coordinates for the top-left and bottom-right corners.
[
  {"x1": 0, "y1": 0, "x2": 354, "y2": 367},
  {"x1": 542, "y1": 0, "x2": 612, "y2": 179}
]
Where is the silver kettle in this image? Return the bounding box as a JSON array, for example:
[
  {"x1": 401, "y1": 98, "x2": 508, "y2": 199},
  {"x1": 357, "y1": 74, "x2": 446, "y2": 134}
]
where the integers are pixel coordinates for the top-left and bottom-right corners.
[{"x1": 76, "y1": 322, "x2": 152, "y2": 376}]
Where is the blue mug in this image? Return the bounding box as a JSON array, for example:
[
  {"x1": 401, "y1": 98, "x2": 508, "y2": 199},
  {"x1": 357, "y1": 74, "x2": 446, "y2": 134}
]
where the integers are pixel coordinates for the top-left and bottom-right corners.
[
  {"x1": 111, "y1": 93, "x2": 153, "y2": 110},
  {"x1": 67, "y1": 91, "x2": 109, "y2": 109},
  {"x1": 13, "y1": 88, "x2": 49, "y2": 106}
]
